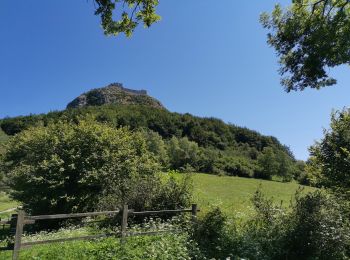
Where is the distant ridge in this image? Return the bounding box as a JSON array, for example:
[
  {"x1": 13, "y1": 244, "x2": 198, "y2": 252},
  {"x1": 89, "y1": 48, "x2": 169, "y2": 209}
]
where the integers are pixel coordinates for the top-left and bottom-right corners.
[{"x1": 66, "y1": 83, "x2": 165, "y2": 109}]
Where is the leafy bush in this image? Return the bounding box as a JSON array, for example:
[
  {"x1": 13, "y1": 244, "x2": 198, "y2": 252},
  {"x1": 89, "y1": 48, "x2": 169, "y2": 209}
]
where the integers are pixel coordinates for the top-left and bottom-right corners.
[
  {"x1": 239, "y1": 189, "x2": 350, "y2": 259},
  {"x1": 193, "y1": 207, "x2": 240, "y2": 259},
  {"x1": 192, "y1": 189, "x2": 350, "y2": 259},
  {"x1": 167, "y1": 136, "x2": 201, "y2": 172},
  {"x1": 139, "y1": 129, "x2": 169, "y2": 169},
  {"x1": 214, "y1": 156, "x2": 256, "y2": 178},
  {"x1": 1, "y1": 121, "x2": 191, "y2": 219}
]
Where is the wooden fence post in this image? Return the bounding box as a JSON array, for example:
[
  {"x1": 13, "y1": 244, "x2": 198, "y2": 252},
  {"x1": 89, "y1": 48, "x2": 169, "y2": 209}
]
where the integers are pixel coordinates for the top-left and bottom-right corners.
[
  {"x1": 121, "y1": 205, "x2": 128, "y2": 243},
  {"x1": 12, "y1": 210, "x2": 25, "y2": 260},
  {"x1": 191, "y1": 204, "x2": 197, "y2": 222}
]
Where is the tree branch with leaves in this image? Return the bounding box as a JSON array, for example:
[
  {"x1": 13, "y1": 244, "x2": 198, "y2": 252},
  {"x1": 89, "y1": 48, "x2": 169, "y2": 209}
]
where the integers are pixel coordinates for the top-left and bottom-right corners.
[
  {"x1": 94, "y1": 0, "x2": 161, "y2": 37},
  {"x1": 261, "y1": 0, "x2": 350, "y2": 92}
]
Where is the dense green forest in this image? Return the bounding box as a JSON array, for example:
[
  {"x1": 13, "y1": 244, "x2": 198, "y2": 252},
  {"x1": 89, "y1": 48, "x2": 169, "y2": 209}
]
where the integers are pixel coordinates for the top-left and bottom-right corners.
[
  {"x1": 0, "y1": 129, "x2": 8, "y2": 152},
  {"x1": 0, "y1": 104, "x2": 305, "y2": 182}
]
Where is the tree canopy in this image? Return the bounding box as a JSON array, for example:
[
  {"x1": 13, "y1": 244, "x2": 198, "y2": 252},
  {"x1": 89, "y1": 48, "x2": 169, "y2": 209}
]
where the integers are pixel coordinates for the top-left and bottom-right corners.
[
  {"x1": 0, "y1": 120, "x2": 193, "y2": 216},
  {"x1": 94, "y1": 0, "x2": 160, "y2": 37},
  {"x1": 261, "y1": 0, "x2": 350, "y2": 92},
  {"x1": 309, "y1": 108, "x2": 350, "y2": 197}
]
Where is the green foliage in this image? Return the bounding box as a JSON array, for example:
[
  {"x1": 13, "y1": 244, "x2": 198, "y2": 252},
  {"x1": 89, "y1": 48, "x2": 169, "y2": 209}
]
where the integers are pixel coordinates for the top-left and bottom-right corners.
[
  {"x1": 193, "y1": 207, "x2": 240, "y2": 259},
  {"x1": 0, "y1": 129, "x2": 9, "y2": 187},
  {"x1": 236, "y1": 189, "x2": 349, "y2": 259},
  {"x1": 281, "y1": 191, "x2": 350, "y2": 259},
  {"x1": 94, "y1": 0, "x2": 161, "y2": 37},
  {"x1": 0, "y1": 104, "x2": 303, "y2": 182},
  {"x1": 261, "y1": 0, "x2": 350, "y2": 91},
  {"x1": 255, "y1": 147, "x2": 279, "y2": 180},
  {"x1": 139, "y1": 129, "x2": 169, "y2": 169},
  {"x1": 214, "y1": 156, "x2": 256, "y2": 178},
  {"x1": 1, "y1": 121, "x2": 180, "y2": 216},
  {"x1": 0, "y1": 105, "x2": 289, "y2": 156},
  {"x1": 0, "y1": 114, "x2": 42, "y2": 135},
  {"x1": 167, "y1": 136, "x2": 201, "y2": 172},
  {"x1": 192, "y1": 189, "x2": 350, "y2": 259},
  {"x1": 309, "y1": 108, "x2": 350, "y2": 197},
  {"x1": 255, "y1": 147, "x2": 296, "y2": 181},
  {"x1": 0, "y1": 231, "x2": 194, "y2": 260}
]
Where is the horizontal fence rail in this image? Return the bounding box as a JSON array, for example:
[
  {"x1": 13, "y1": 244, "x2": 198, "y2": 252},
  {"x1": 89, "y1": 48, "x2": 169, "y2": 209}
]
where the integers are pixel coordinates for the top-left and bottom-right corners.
[
  {"x1": 2, "y1": 204, "x2": 199, "y2": 260},
  {"x1": 27, "y1": 210, "x2": 121, "y2": 221}
]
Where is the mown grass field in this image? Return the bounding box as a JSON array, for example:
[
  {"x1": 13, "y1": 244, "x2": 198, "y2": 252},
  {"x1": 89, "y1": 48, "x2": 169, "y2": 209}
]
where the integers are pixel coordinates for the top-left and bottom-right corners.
[{"x1": 192, "y1": 173, "x2": 316, "y2": 218}]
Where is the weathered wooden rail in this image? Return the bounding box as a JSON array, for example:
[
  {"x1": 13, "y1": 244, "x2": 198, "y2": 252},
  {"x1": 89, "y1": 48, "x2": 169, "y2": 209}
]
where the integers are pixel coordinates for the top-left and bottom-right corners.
[{"x1": 1, "y1": 204, "x2": 199, "y2": 260}]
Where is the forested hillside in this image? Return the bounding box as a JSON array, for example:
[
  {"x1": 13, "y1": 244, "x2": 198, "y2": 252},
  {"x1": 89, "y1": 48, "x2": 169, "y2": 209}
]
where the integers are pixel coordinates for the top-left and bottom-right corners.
[
  {"x1": 0, "y1": 129, "x2": 8, "y2": 154},
  {"x1": 0, "y1": 104, "x2": 305, "y2": 182}
]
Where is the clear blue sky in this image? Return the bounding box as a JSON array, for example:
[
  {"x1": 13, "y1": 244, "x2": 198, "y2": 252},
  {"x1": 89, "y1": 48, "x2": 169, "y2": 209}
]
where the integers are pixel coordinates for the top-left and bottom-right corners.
[{"x1": 1, "y1": 1, "x2": 349, "y2": 160}]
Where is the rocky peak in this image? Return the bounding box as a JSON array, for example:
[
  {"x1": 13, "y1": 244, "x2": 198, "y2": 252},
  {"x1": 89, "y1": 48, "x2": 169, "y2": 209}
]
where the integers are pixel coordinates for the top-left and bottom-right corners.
[{"x1": 66, "y1": 83, "x2": 165, "y2": 109}]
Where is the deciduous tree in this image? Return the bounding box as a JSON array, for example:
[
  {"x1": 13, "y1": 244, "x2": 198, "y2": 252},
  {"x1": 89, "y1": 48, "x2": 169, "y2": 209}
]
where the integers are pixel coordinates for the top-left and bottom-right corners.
[
  {"x1": 309, "y1": 108, "x2": 350, "y2": 197},
  {"x1": 261, "y1": 0, "x2": 350, "y2": 91}
]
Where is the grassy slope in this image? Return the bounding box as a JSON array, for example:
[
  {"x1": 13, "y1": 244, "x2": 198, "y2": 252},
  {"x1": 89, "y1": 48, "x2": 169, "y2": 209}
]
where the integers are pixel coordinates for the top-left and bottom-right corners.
[
  {"x1": 0, "y1": 174, "x2": 317, "y2": 258},
  {"x1": 0, "y1": 173, "x2": 315, "y2": 219},
  {"x1": 0, "y1": 130, "x2": 15, "y2": 218},
  {"x1": 0, "y1": 192, "x2": 18, "y2": 218},
  {"x1": 192, "y1": 173, "x2": 316, "y2": 218}
]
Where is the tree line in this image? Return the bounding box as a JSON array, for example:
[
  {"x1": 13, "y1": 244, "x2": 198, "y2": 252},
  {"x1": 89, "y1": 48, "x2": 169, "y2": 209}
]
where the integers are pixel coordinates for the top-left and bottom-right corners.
[{"x1": 0, "y1": 104, "x2": 305, "y2": 182}]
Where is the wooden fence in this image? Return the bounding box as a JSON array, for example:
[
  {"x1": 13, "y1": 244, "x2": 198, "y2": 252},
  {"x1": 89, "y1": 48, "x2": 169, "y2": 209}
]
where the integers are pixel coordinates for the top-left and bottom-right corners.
[{"x1": 0, "y1": 204, "x2": 199, "y2": 260}]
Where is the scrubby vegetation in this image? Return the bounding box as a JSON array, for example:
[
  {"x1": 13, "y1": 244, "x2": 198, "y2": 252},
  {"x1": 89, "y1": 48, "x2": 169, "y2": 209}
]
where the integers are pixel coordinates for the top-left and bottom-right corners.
[
  {"x1": 193, "y1": 189, "x2": 350, "y2": 259},
  {"x1": 2, "y1": 188, "x2": 348, "y2": 260},
  {"x1": 0, "y1": 226, "x2": 196, "y2": 260}
]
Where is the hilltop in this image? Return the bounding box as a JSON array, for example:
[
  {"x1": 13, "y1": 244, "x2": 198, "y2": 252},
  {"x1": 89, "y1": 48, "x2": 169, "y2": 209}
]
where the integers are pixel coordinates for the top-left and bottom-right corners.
[
  {"x1": 0, "y1": 83, "x2": 305, "y2": 182},
  {"x1": 66, "y1": 83, "x2": 165, "y2": 109}
]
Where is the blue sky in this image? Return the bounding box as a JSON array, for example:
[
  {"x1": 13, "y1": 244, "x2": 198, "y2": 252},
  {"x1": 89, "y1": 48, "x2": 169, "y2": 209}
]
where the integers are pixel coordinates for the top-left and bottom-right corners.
[{"x1": 1, "y1": 0, "x2": 349, "y2": 160}]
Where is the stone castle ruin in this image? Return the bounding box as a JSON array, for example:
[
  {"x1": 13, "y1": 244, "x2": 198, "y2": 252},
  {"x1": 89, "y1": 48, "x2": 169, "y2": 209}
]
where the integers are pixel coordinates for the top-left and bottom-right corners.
[
  {"x1": 66, "y1": 82, "x2": 164, "y2": 109},
  {"x1": 107, "y1": 83, "x2": 147, "y2": 95}
]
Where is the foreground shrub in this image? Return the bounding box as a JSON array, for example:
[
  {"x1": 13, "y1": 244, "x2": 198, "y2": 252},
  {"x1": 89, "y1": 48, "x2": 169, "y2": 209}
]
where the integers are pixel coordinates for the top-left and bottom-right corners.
[
  {"x1": 192, "y1": 190, "x2": 350, "y2": 260},
  {"x1": 193, "y1": 207, "x2": 241, "y2": 259},
  {"x1": 282, "y1": 191, "x2": 350, "y2": 259},
  {"x1": 1, "y1": 121, "x2": 192, "y2": 219},
  {"x1": 0, "y1": 234, "x2": 194, "y2": 260},
  {"x1": 0, "y1": 216, "x2": 201, "y2": 260}
]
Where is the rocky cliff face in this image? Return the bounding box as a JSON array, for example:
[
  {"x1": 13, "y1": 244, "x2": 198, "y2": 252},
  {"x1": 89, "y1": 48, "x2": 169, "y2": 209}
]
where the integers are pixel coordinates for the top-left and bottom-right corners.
[{"x1": 67, "y1": 83, "x2": 165, "y2": 109}]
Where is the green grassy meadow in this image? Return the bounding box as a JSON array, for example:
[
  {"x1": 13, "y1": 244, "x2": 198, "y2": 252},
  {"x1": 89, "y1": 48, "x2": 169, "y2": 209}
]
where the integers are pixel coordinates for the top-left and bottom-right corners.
[
  {"x1": 0, "y1": 192, "x2": 18, "y2": 219},
  {"x1": 0, "y1": 173, "x2": 315, "y2": 219},
  {"x1": 0, "y1": 173, "x2": 317, "y2": 259},
  {"x1": 192, "y1": 173, "x2": 316, "y2": 218}
]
